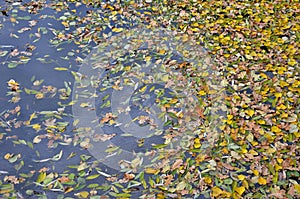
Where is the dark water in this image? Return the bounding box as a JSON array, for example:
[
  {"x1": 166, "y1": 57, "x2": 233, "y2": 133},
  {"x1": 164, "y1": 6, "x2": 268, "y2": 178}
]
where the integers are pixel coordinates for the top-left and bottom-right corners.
[
  {"x1": 0, "y1": 1, "x2": 179, "y2": 198},
  {"x1": 0, "y1": 1, "x2": 114, "y2": 198},
  {"x1": 0, "y1": 1, "x2": 214, "y2": 198}
]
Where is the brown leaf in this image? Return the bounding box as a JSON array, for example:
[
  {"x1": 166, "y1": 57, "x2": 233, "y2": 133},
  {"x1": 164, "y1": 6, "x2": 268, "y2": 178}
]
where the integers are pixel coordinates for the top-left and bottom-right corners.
[
  {"x1": 58, "y1": 176, "x2": 71, "y2": 183},
  {"x1": 221, "y1": 162, "x2": 236, "y2": 171},
  {"x1": 269, "y1": 190, "x2": 286, "y2": 199},
  {"x1": 171, "y1": 159, "x2": 183, "y2": 171},
  {"x1": 124, "y1": 173, "x2": 135, "y2": 181},
  {"x1": 164, "y1": 174, "x2": 173, "y2": 186},
  {"x1": 93, "y1": 133, "x2": 116, "y2": 141}
]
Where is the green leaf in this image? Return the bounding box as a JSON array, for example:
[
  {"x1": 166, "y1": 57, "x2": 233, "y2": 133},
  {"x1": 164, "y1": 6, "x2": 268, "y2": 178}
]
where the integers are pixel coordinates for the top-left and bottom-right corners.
[
  {"x1": 8, "y1": 155, "x2": 19, "y2": 163},
  {"x1": 86, "y1": 174, "x2": 100, "y2": 180},
  {"x1": 115, "y1": 193, "x2": 131, "y2": 197},
  {"x1": 52, "y1": 150, "x2": 63, "y2": 161},
  {"x1": 36, "y1": 172, "x2": 46, "y2": 183},
  {"x1": 8, "y1": 62, "x2": 18, "y2": 68},
  {"x1": 87, "y1": 183, "x2": 99, "y2": 188}
]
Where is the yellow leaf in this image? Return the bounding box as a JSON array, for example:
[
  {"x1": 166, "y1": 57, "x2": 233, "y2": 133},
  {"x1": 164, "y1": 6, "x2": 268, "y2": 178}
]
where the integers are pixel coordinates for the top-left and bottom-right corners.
[
  {"x1": 253, "y1": 170, "x2": 259, "y2": 176},
  {"x1": 204, "y1": 176, "x2": 212, "y2": 184},
  {"x1": 275, "y1": 92, "x2": 282, "y2": 98},
  {"x1": 294, "y1": 131, "x2": 300, "y2": 138},
  {"x1": 279, "y1": 80, "x2": 289, "y2": 87},
  {"x1": 277, "y1": 67, "x2": 287, "y2": 74},
  {"x1": 212, "y1": 186, "x2": 223, "y2": 197},
  {"x1": 162, "y1": 74, "x2": 169, "y2": 82},
  {"x1": 222, "y1": 191, "x2": 232, "y2": 198},
  {"x1": 258, "y1": 177, "x2": 267, "y2": 185},
  {"x1": 124, "y1": 66, "x2": 131, "y2": 71},
  {"x1": 245, "y1": 109, "x2": 255, "y2": 117},
  {"x1": 259, "y1": 129, "x2": 265, "y2": 135},
  {"x1": 112, "y1": 27, "x2": 124, "y2": 33},
  {"x1": 222, "y1": 147, "x2": 229, "y2": 154},
  {"x1": 80, "y1": 102, "x2": 90, "y2": 108},
  {"x1": 227, "y1": 119, "x2": 233, "y2": 125},
  {"x1": 76, "y1": 191, "x2": 89, "y2": 198},
  {"x1": 156, "y1": 193, "x2": 165, "y2": 199},
  {"x1": 145, "y1": 56, "x2": 151, "y2": 62},
  {"x1": 292, "y1": 80, "x2": 300, "y2": 87},
  {"x1": 109, "y1": 119, "x2": 115, "y2": 125},
  {"x1": 35, "y1": 93, "x2": 44, "y2": 99},
  {"x1": 238, "y1": 175, "x2": 246, "y2": 181},
  {"x1": 271, "y1": 126, "x2": 281, "y2": 133},
  {"x1": 194, "y1": 138, "x2": 201, "y2": 149},
  {"x1": 29, "y1": 112, "x2": 36, "y2": 122},
  {"x1": 7, "y1": 79, "x2": 19, "y2": 87},
  {"x1": 235, "y1": 186, "x2": 245, "y2": 195},
  {"x1": 32, "y1": 124, "x2": 41, "y2": 131},
  {"x1": 191, "y1": 27, "x2": 199, "y2": 32},
  {"x1": 288, "y1": 58, "x2": 297, "y2": 66},
  {"x1": 54, "y1": 67, "x2": 68, "y2": 71},
  {"x1": 251, "y1": 141, "x2": 258, "y2": 146},
  {"x1": 196, "y1": 154, "x2": 206, "y2": 163},
  {"x1": 246, "y1": 133, "x2": 254, "y2": 142},
  {"x1": 242, "y1": 179, "x2": 249, "y2": 189},
  {"x1": 176, "y1": 110, "x2": 183, "y2": 118},
  {"x1": 260, "y1": 73, "x2": 268, "y2": 79},
  {"x1": 67, "y1": 101, "x2": 77, "y2": 106},
  {"x1": 57, "y1": 33, "x2": 65, "y2": 39},
  {"x1": 241, "y1": 148, "x2": 247, "y2": 154},
  {"x1": 294, "y1": 184, "x2": 300, "y2": 193},
  {"x1": 198, "y1": 90, "x2": 206, "y2": 96},
  {"x1": 4, "y1": 153, "x2": 11, "y2": 160},
  {"x1": 202, "y1": 71, "x2": 209, "y2": 77},
  {"x1": 169, "y1": 98, "x2": 178, "y2": 104},
  {"x1": 227, "y1": 114, "x2": 234, "y2": 120},
  {"x1": 182, "y1": 34, "x2": 189, "y2": 42},
  {"x1": 10, "y1": 17, "x2": 16, "y2": 23},
  {"x1": 145, "y1": 167, "x2": 159, "y2": 174},
  {"x1": 277, "y1": 104, "x2": 286, "y2": 110},
  {"x1": 64, "y1": 186, "x2": 73, "y2": 194},
  {"x1": 249, "y1": 149, "x2": 258, "y2": 155},
  {"x1": 61, "y1": 21, "x2": 69, "y2": 27},
  {"x1": 158, "y1": 49, "x2": 166, "y2": 55},
  {"x1": 257, "y1": 119, "x2": 266, "y2": 125},
  {"x1": 266, "y1": 148, "x2": 276, "y2": 154},
  {"x1": 275, "y1": 164, "x2": 282, "y2": 171},
  {"x1": 219, "y1": 140, "x2": 227, "y2": 147},
  {"x1": 139, "y1": 85, "x2": 147, "y2": 93},
  {"x1": 277, "y1": 158, "x2": 283, "y2": 164},
  {"x1": 191, "y1": 22, "x2": 199, "y2": 27}
]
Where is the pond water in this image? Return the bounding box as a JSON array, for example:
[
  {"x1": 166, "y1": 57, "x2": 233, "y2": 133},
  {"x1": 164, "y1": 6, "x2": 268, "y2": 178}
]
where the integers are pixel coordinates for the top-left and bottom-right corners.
[
  {"x1": 0, "y1": 1, "x2": 101, "y2": 198},
  {"x1": 0, "y1": 2, "x2": 132, "y2": 198},
  {"x1": 0, "y1": 1, "x2": 218, "y2": 198}
]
